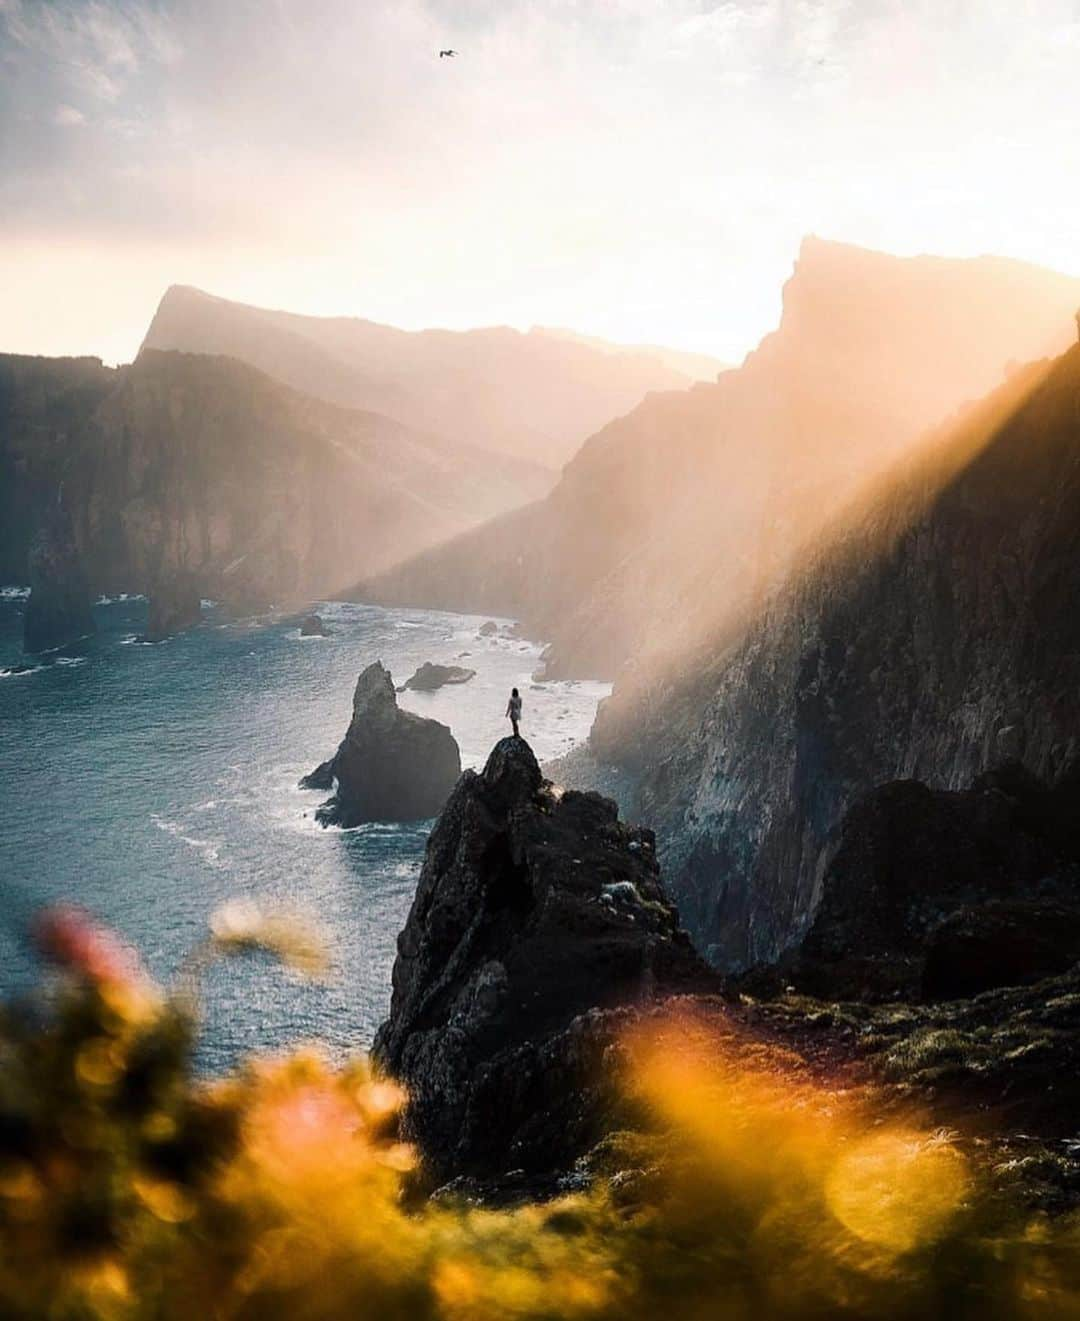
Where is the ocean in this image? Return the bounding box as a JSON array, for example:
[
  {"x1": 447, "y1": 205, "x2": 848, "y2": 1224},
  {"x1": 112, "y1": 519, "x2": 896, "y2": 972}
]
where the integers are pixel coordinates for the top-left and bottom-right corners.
[{"x1": 0, "y1": 590, "x2": 609, "y2": 1071}]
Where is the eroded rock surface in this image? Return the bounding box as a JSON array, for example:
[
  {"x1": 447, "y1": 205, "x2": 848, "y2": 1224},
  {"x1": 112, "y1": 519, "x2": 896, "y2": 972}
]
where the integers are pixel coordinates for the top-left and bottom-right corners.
[
  {"x1": 398, "y1": 662, "x2": 476, "y2": 692},
  {"x1": 373, "y1": 736, "x2": 713, "y2": 1183},
  {"x1": 23, "y1": 500, "x2": 95, "y2": 654},
  {"x1": 750, "y1": 761, "x2": 1080, "y2": 1001},
  {"x1": 145, "y1": 576, "x2": 202, "y2": 641},
  {"x1": 301, "y1": 662, "x2": 460, "y2": 826}
]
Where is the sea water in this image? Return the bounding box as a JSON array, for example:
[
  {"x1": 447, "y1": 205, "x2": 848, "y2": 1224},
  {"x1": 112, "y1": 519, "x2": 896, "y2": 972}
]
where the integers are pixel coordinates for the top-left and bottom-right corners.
[{"x1": 0, "y1": 592, "x2": 609, "y2": 1071}]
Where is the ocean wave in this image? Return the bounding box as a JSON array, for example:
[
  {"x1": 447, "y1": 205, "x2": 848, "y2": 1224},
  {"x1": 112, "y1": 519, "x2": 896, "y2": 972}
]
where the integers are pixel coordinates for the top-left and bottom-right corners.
[
  {"x1": 0, "y1": 585, "x2": 30, "y2": 601},
  {"x1": 0, "y1": 663, "x2": 45, "y2": 679},
  {"x1": 150, "y1": 813, "x2": 223, "y2": 867},
  {"x1": 54, "y1": 656, "x2": 87, "y2": 668},
  {"x1": 96, "y1": 592, "x2": 148, "y2": 605}
]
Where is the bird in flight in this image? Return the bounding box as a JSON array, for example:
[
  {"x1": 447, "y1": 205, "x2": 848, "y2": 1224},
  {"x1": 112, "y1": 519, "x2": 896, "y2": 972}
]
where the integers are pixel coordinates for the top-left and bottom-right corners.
[{"x1": 439, "y1": 49, "x2": 457, "y2": 58}]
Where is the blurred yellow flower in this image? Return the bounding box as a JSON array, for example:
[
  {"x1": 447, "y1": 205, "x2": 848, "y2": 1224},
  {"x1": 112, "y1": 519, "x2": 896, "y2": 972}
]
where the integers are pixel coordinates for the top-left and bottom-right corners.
[{"x1": 209, "y1": 897, "x2": 329, "y2": 977}]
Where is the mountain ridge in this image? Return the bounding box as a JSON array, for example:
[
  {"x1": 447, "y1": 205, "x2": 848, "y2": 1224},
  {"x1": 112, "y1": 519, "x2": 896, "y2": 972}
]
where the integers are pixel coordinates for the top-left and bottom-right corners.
[{"x1": 141, "y1": 285, "x2": 699, "y2": 469}]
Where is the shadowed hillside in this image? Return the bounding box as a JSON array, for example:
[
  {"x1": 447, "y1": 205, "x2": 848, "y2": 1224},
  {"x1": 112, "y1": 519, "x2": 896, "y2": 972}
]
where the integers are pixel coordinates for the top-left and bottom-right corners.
[{"x1": 597, "y1": 346, "x2": 1080, "y2": 969}]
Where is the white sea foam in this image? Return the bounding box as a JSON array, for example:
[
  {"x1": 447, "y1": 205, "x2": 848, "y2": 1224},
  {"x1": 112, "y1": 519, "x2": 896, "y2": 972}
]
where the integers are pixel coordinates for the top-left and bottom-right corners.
[
  {"x1": 0, "y1": 663, "x2": 44, "y2": 679},
  {"x1": 0, "y1": 585, "x2": 30, "y2": 600},
  {"x1": 150, "y1": 814, "x2": 223, "y2": 867}
]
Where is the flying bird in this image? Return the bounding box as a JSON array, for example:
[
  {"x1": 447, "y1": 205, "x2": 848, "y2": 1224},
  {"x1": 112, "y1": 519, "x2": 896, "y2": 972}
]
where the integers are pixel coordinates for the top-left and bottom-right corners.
[{"x1": 439, "y1": 49, "x2": 457, "y2": 58}]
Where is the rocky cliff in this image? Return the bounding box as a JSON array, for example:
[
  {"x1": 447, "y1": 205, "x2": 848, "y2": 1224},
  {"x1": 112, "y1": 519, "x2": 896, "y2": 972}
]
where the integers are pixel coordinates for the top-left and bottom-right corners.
[
  {"x1": 373, "y1": 736, "x2": 712, "y2": 1183},
  {"x1": 356, "y1": 239, "x2": 1080, "y2": 681},
  {"x1": 142, "y1": 286, "x2": 709, "y2": 470},
  {"x1": 302, "y1": 662, "x2": 460, "y2": 826},
  {"x1": 0, "y1": 349, "x2": 552, "y2": 643},
  {"x1": 745, "y1": 761, "x2": 1080, "y2": 1002},
  {"x1": 23, "y1": 495, "x2": 95, "y2": 653},
  {"x1": 605, "y1": 346, "x2": 1080, "y2": 970}
]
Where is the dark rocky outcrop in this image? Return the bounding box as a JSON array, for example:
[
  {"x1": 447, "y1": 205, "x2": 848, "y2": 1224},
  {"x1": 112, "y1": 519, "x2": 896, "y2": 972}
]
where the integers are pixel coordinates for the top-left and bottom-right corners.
[
  {"x1": 397, "y1": 662, "x2": 475, "y2": 692},
  {"x1": 299, "y1": 614, "x2": 329, "y2": 637},
  {"x1": 610, "y1": 345, "x2": 1080, "y2": 971},
  {"x1": 478, "y1": 620, "x2": 499, "y2": 637},
  {"x1": 373, "y1": 736, "x2": 713, "y2": 1183},
  {"x1": 758, "y1": 762, "x2": 1080, "y2": 1001},
  {"x1": 921, "y1": 900, "x2": 1080, "y2": 1001},
  {"x1": 145, "y1": 576, "x2": 202, "y2": 642},
  {"x1": 301, "y1": 662, "x2": 460, "y2": 827},
  {"x1": 23, "y1": 499, "x2": 95, "y2": 654}
]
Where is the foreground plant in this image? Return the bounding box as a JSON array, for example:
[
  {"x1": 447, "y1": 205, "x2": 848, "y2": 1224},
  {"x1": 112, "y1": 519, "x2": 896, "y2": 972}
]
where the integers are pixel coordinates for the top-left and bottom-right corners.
[{"x1": 0, "y1": 905, "x2": 1079, "y2": 1319}]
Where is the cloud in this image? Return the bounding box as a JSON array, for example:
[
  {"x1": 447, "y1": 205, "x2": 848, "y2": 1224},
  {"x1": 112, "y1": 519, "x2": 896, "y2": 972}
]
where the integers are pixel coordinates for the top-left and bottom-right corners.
[
  {"x1": 1, "y1": 0, "x2": 179, "y2": 102},
  {"x1": 52, "y1": 101, "x2": 85, "y2": 124},
  {"x1": 2, "y1": 1, "x2": 1080, "y2": 363}
]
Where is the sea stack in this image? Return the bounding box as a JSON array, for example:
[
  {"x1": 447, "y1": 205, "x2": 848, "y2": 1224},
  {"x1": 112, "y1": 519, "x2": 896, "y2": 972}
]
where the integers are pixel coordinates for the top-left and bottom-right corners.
[
  {"x1": 397, "y1": 662, "x2": 476, "y2": 692},
  {"x1": 301, "y1": 661, "x2": 460, "y2": 827},
  {"x1": 145, "y1": 575, "x2": 203, "y2": 642}
]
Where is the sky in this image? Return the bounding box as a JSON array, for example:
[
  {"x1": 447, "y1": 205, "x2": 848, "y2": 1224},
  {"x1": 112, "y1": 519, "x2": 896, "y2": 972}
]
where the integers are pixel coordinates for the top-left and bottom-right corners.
[{"x1": 3, "y1": 0, "x2": 1080, "y2": 365}]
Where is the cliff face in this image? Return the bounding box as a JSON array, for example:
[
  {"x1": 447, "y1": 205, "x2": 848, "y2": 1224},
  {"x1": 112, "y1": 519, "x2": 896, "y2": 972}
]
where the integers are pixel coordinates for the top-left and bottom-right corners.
[
  {"x1": 301, "y1": 662, "x2": 460, "y2": 826},
  {"x1": 23, "y1": 497, "x2": 96, "y2": 653},
  {"x1": 373, "y1": 737, "x2": 711, "y2": 1183},
  {"x1": 142, "y1": 285, "x2": 705, "y2": 470},
  {"x1": 608, "y1": 348, "x2": 1080, "y2": 969},
  {"x1": 744, "y1": 761, "x2": 1080, "y2": 1002},
  {"x1": 358, "y1": 239, "x2": 1080, "y2": 681},
  {"x1": 0, "y1": 349, "x2": 552, "y2": 627},
  {"x1": 0, "y1": 355, "x2": 117, "y2": 585}
]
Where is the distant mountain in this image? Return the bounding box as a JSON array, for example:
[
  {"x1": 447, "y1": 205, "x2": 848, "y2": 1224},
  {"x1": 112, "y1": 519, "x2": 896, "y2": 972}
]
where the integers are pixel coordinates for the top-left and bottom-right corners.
[
  {"x1": 142, "y1": 287, "x2": 697, "y2": 469},
  {"x1": 602, "y1": 347, "x2": 1080, "y2": 970},
  {"x1": 356, "y1": 239, "x2": 1080, "y2": 682},
  {"x1": 533, "y1": 326, "x2": 729, "y2": 383},
  {"x1": 0, "y1": 349, "x2": 554, "y2": 630}
]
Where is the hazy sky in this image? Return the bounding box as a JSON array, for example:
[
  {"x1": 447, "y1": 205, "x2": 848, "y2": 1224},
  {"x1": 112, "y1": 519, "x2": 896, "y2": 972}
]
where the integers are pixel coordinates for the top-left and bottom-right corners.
[{"x1": 3, "y1": 0, "x2": 1080, "y2": 364}]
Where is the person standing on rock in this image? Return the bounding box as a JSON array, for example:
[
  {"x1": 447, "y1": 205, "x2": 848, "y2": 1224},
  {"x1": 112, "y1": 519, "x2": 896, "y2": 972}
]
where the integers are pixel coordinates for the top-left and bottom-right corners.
[{"x1": 506, "y1": 687, "x2": 523, "y2": 738}]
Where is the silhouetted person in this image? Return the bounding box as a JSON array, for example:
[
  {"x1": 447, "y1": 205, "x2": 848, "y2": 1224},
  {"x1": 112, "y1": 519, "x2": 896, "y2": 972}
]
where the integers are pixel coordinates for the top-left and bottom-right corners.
[
  {"x1": 506, "y1": 687, "x2": 522, "y2": 738},
  {"x1": 1075, "y1": 308, "x2": 1080, "y2": 343}
]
